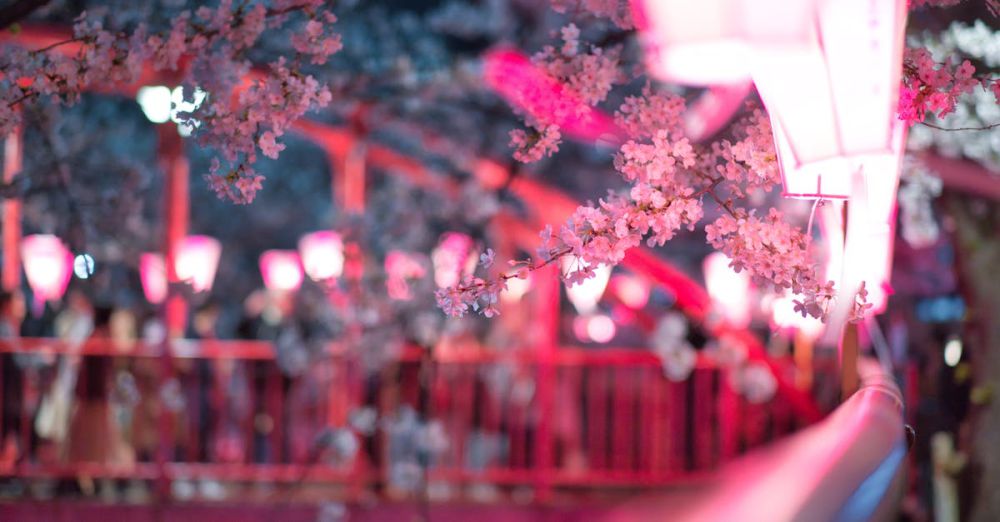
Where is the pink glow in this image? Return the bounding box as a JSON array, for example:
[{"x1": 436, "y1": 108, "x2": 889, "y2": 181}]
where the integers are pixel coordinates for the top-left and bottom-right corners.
[
  {"x1": 259, "y1": 250, "x2": 303, "y2": 292},
  {"x1": 21, "y1": 234, "x2": 73, "y2": 310},
  {"x1": 586, "y1": 314, "x2": 617, "y2": 343},
  {"x1": 632, "y1": 0, "x2": 813, "y2": 86},
  {"x1": 298, "y1": 230, "x2": 344, "y2": 281},
  {"x1": 611, "y1": 274, "x2": 650, "y2": 309},
  {"x1": 482, "y1": 48, "x2": 624, "y2": 144},
  {"x1": 770, "y1": 293, "x2": 824, "y2": 341},
  {"x1": 385, "y1": 250, "x2": 427, "y2": 301},
  {"x1": 176, "y1": 235, "x2": 222, "y2": 293},
  {"x1": 703, "y1": 252, "x2": 752, "y2": 328},
  {"x1": 432, "y1": 232, "x2": 475, "y2": 289},
  {"x1": 140, "y1": 253, "x2": 167, "y2": 304},
  {"x1": 684, "y1": 81, "x2": 753, "y2": 141},
  {"x1": 562, "y1": 257, "x2": 611, "y2": 315},
  {"x1": 502, "y1": 273, "x2": 532, "y2": 304}
]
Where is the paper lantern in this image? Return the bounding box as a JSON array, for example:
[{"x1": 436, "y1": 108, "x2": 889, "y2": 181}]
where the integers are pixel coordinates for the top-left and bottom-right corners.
[
  {"x1": 753, "y1": 0, "x2": 907, "y2": 200},
  {"x1": 770, "y1": 293, "x2": 825, "y2": 342},
  {"x1": 385, "y1": 250, "x2": 427, "y2": 301},
  {"x1": 140, "y1": 253, "x2": 168, "y2": 304},
  {"x1": 298, "y1": 231, "x2": 344, "y2": 281},
  {"x1": 562, "y1": 256, "x2": 611, "y2": 315},
  {"x1": 21, "y1": 234, "x2": 73, "y2": 310},
  {"x1": 432, "y1": 232, "x2": 476, "y2": 289},
  {"x1": 259, "y1": 250, "x2": 303, "y2": 292},
  {"x1": 632, "y1": 0, "x2": 813, "y2": 85},
  {"x1": 175, "y1": 235, "x2": 222, "y2": 293},
  {"x1": 703, "y1": 252, "x2": 752, "y2": 328}
]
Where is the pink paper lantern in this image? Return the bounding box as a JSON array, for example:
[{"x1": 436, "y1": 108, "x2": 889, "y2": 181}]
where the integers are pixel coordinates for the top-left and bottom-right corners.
[
  {"x1": 431, "y1": 232, "x2": 476, "y2": 289},
  {"x1": 770, "y1": 293, "x2": 825, "y2": 341},
  {"x1": 21, "y1": 234, "x2": 73, "y2": 310},
  {"x1": 703, "y1": 252, "x2": 752, "y2": 328},
  {"x1": 632, "y1": 0, "x2": 813, "y2": 85},
  {"x1": 175, "y1": 235, "x2": 222, "y2": 293},
  {"x1": 140, "y1": 253, "x2": 168, "y2": 304},
  {"x1": 298, "y1": 231, "x2": 344, "y2": 281},
  {"x1": 259, "y1": 250, "x2": 303, "y2": 292},
  {"x1": 561, "y1": 256, "x2": 611, "y2": 315}
]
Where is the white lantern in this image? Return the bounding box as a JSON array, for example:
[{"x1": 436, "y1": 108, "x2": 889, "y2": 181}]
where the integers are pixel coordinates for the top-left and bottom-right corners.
[
  {"x1": 175, "y1": 235, "x2": 222, "y2": 293},
  {"x1": 703, "y1": 252, "x2": 752, "y2": 328},
  {"x1": 259, "y1": 250, "x2": 303, "y2": 292},
  {"x1": 298, "y1": 231, "x2": 344, "y2": 281},
  {"x1": 21, "y1": 234, "x2": 73, "y2": 311}
]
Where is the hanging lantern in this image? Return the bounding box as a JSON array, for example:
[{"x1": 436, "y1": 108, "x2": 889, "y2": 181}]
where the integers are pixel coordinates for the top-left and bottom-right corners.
[
  {"x1": 562, "y1": 256, "x2": 611, "y2": 315},
  {"x1": 431, "y1": 232, "x2": 476, "y2": 289},
  {"x1": 703, "y1": 252, "x2": 752, "y2": 328},
  {"x1": 21, "y1": 234, "x2": 73, "y2": 312},
  {"x1": 175, "y1": 235, "x2": 222, "y2": 293},
  {"x1": 298, "y1": 231, "x2": 344, "y2": 281},
  {"x1": 259, "y1": 250, "x2": 303, "y2": 292},
  {"x1": 611, "y1": 273, "x2": 650, "y2": 310},
  {"x1": 632, "y1": 0, "x2": 813, "y2": 85},
  {"x1": 770, "y1": 293, "x2": 825, "y2": 342},
  {"x1": 140, "y1": 253, "x2": 168, "y2": 304},
  {"x1": 752, "y1": 0, "x2": 907, "y2": 200}
]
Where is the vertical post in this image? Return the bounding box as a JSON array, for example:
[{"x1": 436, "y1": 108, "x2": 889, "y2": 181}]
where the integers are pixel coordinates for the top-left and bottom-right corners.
[
  {"x1": 156, "y1": 124, "x2": 188, "y2": 499},
  {"x1": 794, "y1": 332, "x2": 814, "y2": 391},
  {"x1": 2, "y1": 124, "x2": 23, "y2": 292},
  {"x1": 533, "y1": 263, "x2": 558, "y2": 500},
  {"x1": 840, "y1": 323, "x2": 860, "y2": 400}
]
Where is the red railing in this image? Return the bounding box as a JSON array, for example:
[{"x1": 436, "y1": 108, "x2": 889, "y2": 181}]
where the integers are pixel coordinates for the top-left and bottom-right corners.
[{"x1": 0, "y1": 337, "x2": 819, "y2": 500}]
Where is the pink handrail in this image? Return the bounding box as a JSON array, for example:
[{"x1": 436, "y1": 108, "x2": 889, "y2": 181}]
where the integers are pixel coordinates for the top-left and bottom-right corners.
[{"x1": 610, "y1": 358, "x2": 905, "y2": 521}]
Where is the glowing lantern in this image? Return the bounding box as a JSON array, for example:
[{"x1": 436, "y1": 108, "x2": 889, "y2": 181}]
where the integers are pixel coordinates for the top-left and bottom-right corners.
[
  {"x1": 770, "y1": 293, "x2": 824, "y2": 342},
  {"x1": 175, "y1": 235, "x2": 222, "y2": 293},
  {"x1": 21, "y1": 234, "x2": 73, "y2": 312},
  {"x1": 561, "y1": 257, "x2": 611, "y2": 315},
  {"x1": 632, "y1": 0, "x2": 813, "y2": 86},
  {"x1": 502, "y1": 274, "x2": 532, "y2": 304},
  {"x1": 611, "y1": 273, "x2": 650, "y2": 309},
  {"x1": 703, "y1": 252, "x2": 752, "y2": 328},
  {"x1": 298, "y1": 231, "x2": 344, "y2": 281},
  {"x1": 432, "y1": 232, "x2": 476, "y2": 289},
  {"x1": 140, "y1": 253, "x2": 168, "y2": 304},
  {"x1": 137, "y1": 85, "x2": 172, "y2": 123},
  {"x1": 259, "y1": 250, "x2": 303, "y2": 292}
]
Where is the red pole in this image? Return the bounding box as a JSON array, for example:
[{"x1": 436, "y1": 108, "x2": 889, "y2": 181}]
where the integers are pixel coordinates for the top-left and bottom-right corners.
[
  {"x1": 156, "y1": 124, "x2": 188, "y2": 499},
  {"x1": 2, "y1": 123, "x2": 22, "y2": 292},
  {"x1": 533, "y1": 263, "x2": 558, "y2": 499}
]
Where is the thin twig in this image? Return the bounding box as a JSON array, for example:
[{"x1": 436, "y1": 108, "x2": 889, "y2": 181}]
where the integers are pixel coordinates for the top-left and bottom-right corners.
[{"x1": 919, "y1": 121, "x2": 1000, "y2": 132}]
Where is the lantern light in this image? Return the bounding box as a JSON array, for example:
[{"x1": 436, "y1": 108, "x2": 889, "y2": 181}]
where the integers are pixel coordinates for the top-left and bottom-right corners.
[
  {"x1": 176, "y1": 235, "x2": 222, "y2": 293},
  {"x1": 140, "y1": 253, "x2": 168, "y2": 304},
  {"x1": 298, "y1": 231, "x2": 345, "y2": 281},
  {"x1": 770, "y1": 293, "x2": 825, "y2": 342},
  {"x1": 259, "y1": 250, "x2": 303, "y2": 292},
  {"x1": 137, "y1": 85, "x2": 172, "y2": 124},
  {"x1": 944, "y1": 338, "x2": 962, "y2": 367},
  {"x1": 612, "y1": 273, "x2": 650, "y2": 309},
  {"x1": 586, "y1": 314, "x2": 617, "y2": 344},
  {"x1": 432, "y1": 232, "x2": 476, "y2": 289},
  {"x1": 562, "y1": 256, "x2": 611, "y2": 315},
  {"x1": 703, "y1": 252, "x2": 752, "y2": 328},
  {"x1": 21, "y1": 234, "x2": 73, "y2": 313},
  {"x1": 502, "y1": 273, "x2": 532, "y2": 304},
  {"x1": 73, "y1": 253, "x2": 95, "y2": 279}
]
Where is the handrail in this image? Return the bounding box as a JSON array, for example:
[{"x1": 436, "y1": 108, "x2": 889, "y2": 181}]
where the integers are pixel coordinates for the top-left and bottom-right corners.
[{"x1": 610, "y1": 358, "x2": 905, "y2": 522}]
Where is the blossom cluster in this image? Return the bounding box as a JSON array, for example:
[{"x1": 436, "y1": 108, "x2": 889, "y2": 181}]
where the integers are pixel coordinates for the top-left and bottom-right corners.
[
  {"x1": 0, "y1": 0, "x2": 341, "y2": 204},
  {"x1": 439, "y1": 95, "x2": 855, "y2": 322},
  {"x1": 898, "y1": 47, "x2": 998, "y2": 126},
  {"x1": 507, "y1": 24, "x2": 622, "y2": 162},
  {"x1": 549, "y1": 0, "x2": 634, "y2": 30}
]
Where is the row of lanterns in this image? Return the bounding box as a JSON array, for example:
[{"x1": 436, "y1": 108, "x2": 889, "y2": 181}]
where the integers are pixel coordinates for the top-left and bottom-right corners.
[{"x1": 17, "y1": 231, "x2": 346, "y2": 309}]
